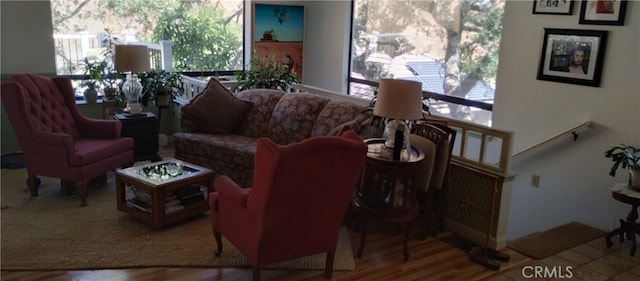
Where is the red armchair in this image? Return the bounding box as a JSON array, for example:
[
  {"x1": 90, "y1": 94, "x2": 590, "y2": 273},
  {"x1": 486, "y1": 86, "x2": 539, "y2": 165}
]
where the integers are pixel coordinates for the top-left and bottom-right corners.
[
  {"x1": 209, "y1": 131, "x2": 367, "y2": 281},
  {"x1": 1, "y1": 74, "x2": 134, "y2": 206}
]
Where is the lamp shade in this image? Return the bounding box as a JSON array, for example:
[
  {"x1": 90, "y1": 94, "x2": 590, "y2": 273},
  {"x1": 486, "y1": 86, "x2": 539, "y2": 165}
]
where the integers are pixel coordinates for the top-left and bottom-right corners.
[
  {"x1": 114, "y1": 45, "x2": 150, "y2": 72},
  {"x1": 373, "y1": 79, "x2": 423, "y2": 120}
]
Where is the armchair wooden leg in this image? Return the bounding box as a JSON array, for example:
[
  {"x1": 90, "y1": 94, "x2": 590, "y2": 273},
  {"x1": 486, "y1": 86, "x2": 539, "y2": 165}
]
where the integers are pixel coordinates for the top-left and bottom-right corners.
[
  {"x1": 77, "y1": 181, "x2": 88, "y2": 207},
  {"x1": 60, "y1": 179, "x2": 72, "y2": 194},
  {"x1": 252, "y1": 265, "x2": 260, "y2": 281},
  {"x1": 27, "y1": 174, "x2": 38, "y2": 197},
  {"x1": 325, "y1": 251, "x2": 335, "y2": 278},
  {"x1": 213, "y1": 227, "x2": 223, "y2": 257}
]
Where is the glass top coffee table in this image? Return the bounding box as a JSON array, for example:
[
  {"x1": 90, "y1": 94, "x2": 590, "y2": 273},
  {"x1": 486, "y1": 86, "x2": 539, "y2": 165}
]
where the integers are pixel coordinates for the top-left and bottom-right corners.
[{"x1": 115, "y1": 158, "x2": 215, "y2": 228}]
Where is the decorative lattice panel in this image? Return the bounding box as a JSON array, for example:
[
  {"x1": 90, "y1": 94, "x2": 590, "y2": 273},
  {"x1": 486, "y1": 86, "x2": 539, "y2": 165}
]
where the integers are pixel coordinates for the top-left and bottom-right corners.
[{"x1": 446, "y1": 162, "x2": 504, "y2": 238}]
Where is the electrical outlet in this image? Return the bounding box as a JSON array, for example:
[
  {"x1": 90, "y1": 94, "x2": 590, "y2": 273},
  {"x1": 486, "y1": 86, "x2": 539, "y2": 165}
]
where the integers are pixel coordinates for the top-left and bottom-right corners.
[{"x1": 531, "y1": 174, "x2": 540, "y2": 188}]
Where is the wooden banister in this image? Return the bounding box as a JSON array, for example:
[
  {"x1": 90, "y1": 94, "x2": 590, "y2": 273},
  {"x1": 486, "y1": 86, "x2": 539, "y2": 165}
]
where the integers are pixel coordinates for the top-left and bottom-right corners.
[{"x1": 512, "y1": 121, "x2": 593, "y2": 159}]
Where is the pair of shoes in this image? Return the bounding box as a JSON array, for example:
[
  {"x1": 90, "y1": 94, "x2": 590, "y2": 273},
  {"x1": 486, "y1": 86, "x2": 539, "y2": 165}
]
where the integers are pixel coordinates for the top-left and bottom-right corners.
[
  {"x1": 468, "y1": 246, "x2": 510, "y2": 271},
  {"x1": 486, "y1": 248, "x2": 510, "y2": 262}
]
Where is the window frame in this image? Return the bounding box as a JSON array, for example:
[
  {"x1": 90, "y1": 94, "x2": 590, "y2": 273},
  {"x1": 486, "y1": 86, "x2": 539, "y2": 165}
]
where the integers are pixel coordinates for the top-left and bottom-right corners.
[{"x1": 346, "y1": 0, "x2": 500, "y2": 124}]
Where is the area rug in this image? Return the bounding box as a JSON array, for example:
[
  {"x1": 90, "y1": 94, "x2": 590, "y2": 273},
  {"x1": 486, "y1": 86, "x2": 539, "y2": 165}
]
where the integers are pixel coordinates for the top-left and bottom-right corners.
[
  {"x1": 507, "y1": 222, "x2": 606, "y2": 259},
  {"x1": 0, "y1": 168, "x2": 355, "y2": 271}
]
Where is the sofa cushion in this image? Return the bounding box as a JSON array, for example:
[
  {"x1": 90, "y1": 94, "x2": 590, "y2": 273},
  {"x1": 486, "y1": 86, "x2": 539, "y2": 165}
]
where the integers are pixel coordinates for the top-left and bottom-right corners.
[
  {"x1": 233, "y1": 89, "x2": 286, "y2": 138},
  {"x1": 327, "y1": 119, "x2": 361, "y2": 136},
  {"x1": 181, "y1": 78, "x2": 252, "y2": 134},
  {"x1": 71, "y1": 138, "x2": 134, "y2": 166},
  {"x1": 173, "y1": 132, "x2": 258, "y2": 187},
  {"x1": 266, "y1": 92, "x2": 330, "y2": 144},
  {"x1": 310, "y1": 99, "x2": 366, "y2": 137}
]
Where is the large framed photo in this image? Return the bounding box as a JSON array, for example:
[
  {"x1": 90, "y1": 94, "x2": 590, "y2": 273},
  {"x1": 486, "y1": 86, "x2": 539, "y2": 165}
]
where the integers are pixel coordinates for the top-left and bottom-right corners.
[
  {"x1": 532, "y1": 0, "x2": 574, "y2": 15},
  {"x1": 579, "y1": 0, "x2": 627, "y2": 25},
  {"x1": 537, "y1": 28, "x2": 608, "y2": 87}
]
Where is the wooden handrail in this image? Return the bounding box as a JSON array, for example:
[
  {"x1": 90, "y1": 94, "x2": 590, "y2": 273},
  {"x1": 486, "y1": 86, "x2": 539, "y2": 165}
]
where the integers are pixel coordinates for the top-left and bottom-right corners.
[{"x1": 512, "y1": 121, "x2": 593, "y2": 159}]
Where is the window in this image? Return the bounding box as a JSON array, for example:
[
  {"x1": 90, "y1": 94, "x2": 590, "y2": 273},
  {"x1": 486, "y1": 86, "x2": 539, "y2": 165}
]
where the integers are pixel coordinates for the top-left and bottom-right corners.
[
  {"x1": 50, "y1": 0, "x2": 244, "y2": 98},
  {"x1": 350, "y1": 0, "x2": 504, "y2": 126}
]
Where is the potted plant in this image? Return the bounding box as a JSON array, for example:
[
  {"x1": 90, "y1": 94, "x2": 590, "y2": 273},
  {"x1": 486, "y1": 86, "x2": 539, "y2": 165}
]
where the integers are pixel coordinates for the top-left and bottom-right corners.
[
  {"x1": 139, "y1": 70, "x2": 184, "y2": 107},
  {"x1": 101, "y1": 72, "x2": 124, "y2": 101},
  {"x1": 232, "y1": 54, "x2": 300, "y2": 92},
  {"x1": 605, "y1": 144, "x2": 640, "y2": 189},
  {"x1": 81, "y1": 58, "x2": 107, "y2": 103},
  {"x1": 99, "y1": 28, "x2": 122, "y2": 101}
]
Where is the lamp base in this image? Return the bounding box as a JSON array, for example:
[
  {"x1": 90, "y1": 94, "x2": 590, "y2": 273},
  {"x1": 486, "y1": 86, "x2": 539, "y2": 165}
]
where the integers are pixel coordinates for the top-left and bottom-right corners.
[
  {"x1": 126, "y1": 102, "x2": 143, "y2": 114},
  {"x1": 382, "y1": 120, "x2": 410, "y2": 161}
]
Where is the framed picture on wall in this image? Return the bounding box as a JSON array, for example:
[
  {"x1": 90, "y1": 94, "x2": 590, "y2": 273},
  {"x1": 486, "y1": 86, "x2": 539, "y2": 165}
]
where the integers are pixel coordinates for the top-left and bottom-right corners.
[
  {"x1": 253, "y1": 4, "x2": 305, "y2": 79},
  {"x1": 536, "y1": 28, "x2": 608, "y2": 87},
  {"x1": 579, "y1": 0, "x2": 627, "y2": 25},
  {"x1": 532, "y1": 0, "x2": 575, "y2": 15}
]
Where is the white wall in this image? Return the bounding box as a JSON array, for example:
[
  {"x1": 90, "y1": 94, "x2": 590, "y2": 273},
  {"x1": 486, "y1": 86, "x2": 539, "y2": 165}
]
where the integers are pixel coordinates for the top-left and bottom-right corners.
[
  {"x1": 1, "y1": 1, "x2": 57, "y2": 154},
  {"x1": 0, "y1": 1, "x2": 56, "y2": 75},
  {"x1": 493, "y1": 1, "x2": 640, "y2": 239},
  {"x1": 301, "y1": 1, "x2": 352, "y2": 93}
]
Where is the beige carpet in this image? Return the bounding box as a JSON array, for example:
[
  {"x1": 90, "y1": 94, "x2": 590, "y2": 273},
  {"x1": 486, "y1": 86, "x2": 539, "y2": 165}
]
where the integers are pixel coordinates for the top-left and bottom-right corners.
[
  {"x1": 0, "y1": 168, "x2": 355, "y2": 271},
  {"x1": 508, "y1": 222, "x2": 606, "y2": 259}
]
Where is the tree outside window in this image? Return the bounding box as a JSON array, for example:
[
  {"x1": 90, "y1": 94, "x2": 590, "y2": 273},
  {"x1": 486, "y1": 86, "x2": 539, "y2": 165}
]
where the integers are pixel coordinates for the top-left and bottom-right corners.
[
  {"x1": 50, "y1": 0, "x2": 244, "y2": 75},
  {"x1": 350, "y1": 0, "x2": 504, "y2": 126}
]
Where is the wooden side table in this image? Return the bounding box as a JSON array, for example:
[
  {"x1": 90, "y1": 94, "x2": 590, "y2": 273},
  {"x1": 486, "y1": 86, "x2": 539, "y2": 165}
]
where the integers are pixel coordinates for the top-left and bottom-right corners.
[
  {"x1": 606, "y1": 183, "x2": 640, "y2": 256},
  {"x1": 115, "y1": 112, "x2": 161, "y2": 162},
  {"x1": 352, "y1": 138, "x2": 424, "y2": 261}
]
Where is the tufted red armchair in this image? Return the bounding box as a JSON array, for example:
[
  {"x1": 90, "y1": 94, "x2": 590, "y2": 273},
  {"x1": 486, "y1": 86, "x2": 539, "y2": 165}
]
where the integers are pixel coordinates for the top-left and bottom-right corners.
[
  {"x1": 209, "y1": 130, "x2": 367, "y2": 281},
  {"x1": 1, "y1": 74, "x2": 134, "y2": 206}
]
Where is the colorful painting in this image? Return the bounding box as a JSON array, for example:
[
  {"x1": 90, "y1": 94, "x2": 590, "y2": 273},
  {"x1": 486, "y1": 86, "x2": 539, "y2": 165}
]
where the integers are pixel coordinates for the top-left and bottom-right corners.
[{"x1": 253, "y1": 4, "x2": 304, "y2": 79}]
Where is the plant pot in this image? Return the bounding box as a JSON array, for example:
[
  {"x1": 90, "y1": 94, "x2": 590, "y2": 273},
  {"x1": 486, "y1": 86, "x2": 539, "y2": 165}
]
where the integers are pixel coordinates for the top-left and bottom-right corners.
[
  {"x1": 83, "y1": 88, "x2": 98, "y2": 104},
  {"x1": 103, "y1": 87, "x2": 117, "y2": 101},
  {"x1": 155, "y1": 94, "x2": 172, "y2": 107},
  {"x1": 631, "y1": 171, "x2": 640, "y2": 191}
]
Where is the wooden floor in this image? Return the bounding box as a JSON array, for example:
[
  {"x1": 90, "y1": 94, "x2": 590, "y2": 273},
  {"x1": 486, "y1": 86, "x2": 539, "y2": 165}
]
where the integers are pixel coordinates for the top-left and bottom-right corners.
[{"x1": 1, "y1": 221, "x2": 531, "y2": 281}]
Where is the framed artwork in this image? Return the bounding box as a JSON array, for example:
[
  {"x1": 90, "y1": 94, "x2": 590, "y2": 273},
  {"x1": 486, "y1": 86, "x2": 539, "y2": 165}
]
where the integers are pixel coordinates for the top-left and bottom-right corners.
[
  {"x1": 579, "y1": 0, "x2": 627, "y2": 25},
  {"x1": 532, "y1": 0, "x2": 575, "y2": 15},
  {"x1": 253, "y1": 4, "x2": 304, "y2": 78},
  {"x1": 536, "y1": 28, "x2": 608, "y2": 87}
]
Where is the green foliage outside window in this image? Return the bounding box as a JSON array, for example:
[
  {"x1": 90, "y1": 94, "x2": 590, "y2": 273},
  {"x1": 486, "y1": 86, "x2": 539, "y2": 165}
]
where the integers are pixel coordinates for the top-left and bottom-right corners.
[
  {"x1": 51, "y1": 0, "x2": 243, "y2": 74},
  {"x1": 152, "y1": 5, "x2": 243, "y2": 72}
]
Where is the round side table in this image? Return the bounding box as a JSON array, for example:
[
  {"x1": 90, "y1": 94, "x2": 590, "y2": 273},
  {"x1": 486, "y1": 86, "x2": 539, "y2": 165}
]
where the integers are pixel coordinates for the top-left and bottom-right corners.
[
  {"x1": 352, "y1": 138, "x2": 424, "y2": 261},
  {"x1": 605, "y1": 183, "x2": 640, "y2": 256}
]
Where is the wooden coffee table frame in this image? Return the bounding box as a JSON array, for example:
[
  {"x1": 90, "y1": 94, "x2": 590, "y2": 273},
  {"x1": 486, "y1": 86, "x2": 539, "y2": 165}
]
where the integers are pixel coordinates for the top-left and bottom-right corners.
[{"x1": 115, "y1": 159, "x2": 215, "y2": 228}]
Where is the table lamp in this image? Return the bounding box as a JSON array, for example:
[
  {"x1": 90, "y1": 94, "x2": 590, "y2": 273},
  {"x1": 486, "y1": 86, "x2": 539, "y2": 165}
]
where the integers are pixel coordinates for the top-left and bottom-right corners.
[
  {"x1": 114, "y1": 45, "x2": 150, "y2": 114},
  {"x1": 373, "y1": 79, "x2": 423, "y2": 161}
]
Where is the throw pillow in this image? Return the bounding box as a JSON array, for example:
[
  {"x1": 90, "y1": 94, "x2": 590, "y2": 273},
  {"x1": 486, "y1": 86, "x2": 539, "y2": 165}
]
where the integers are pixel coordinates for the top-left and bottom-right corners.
[
  {"x1": 181, "y1": 78, "x2": 252, "y2": 134},
  {"x1": 327, "y1": 120, "x2": 360, "y2": 136}
]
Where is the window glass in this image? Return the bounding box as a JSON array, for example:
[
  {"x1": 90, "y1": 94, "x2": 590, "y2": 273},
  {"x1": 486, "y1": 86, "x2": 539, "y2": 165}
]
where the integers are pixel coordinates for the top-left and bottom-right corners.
[
  {"x1": 50, "y1": 0, "x2": 244, "y2": 97},
  {"x1": 350, "y1": 0, "x2": 504, "y2": 126}
]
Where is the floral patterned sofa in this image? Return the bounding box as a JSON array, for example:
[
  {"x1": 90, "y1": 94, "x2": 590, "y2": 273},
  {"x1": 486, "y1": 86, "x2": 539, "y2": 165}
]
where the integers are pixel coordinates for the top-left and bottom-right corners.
[{"x1": 173, "y1": 86, "x2": 374, "y2": 187}]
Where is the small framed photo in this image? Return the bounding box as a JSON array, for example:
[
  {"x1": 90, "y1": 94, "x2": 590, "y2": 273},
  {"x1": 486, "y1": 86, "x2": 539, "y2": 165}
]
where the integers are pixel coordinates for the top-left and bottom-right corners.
[
  {"x1": 537, "y1": 28, "x2": 608, "y2": 87},
  {"x1": 579, "y1": 0, "x2": 627, "y2": 25},
  {"x1": 532, "y1": 0, "x2": 575, "y2": 15}
]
